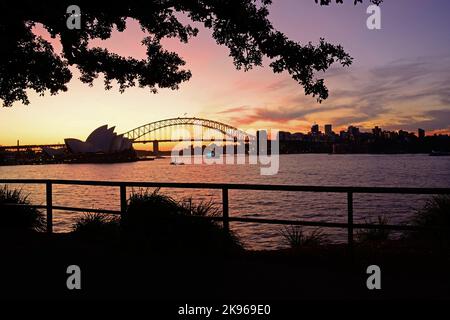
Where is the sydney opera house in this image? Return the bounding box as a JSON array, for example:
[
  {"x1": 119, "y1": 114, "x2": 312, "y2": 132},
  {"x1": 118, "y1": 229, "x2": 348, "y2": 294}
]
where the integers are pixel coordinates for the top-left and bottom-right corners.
[
  {"x1": 65, "y1": 125, "x2": 133, "y2": 154},
  {"x1": 37, "y1": 125, "x2": 136, "y2": 164}
]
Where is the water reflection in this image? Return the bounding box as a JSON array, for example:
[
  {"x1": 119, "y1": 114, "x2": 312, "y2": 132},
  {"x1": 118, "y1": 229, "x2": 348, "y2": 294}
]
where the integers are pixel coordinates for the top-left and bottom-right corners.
[{"x1": 1, "y1": 154, "x2": 449, "y2": 249}]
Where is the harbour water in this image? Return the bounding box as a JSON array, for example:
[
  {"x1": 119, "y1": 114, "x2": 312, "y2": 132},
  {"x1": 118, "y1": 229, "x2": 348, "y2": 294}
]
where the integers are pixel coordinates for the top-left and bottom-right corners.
[{"x1": 1, "y1": 154, "x2": 449, "y2": 249}]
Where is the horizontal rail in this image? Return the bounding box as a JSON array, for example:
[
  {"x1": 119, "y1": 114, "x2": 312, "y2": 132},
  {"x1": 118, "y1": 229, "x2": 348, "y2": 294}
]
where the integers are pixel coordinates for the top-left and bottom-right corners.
[
  {"x1": 2, "y1": 203, "x2": 121, "y2": 215},
  {"x1": 228, "y1": 217, "x2": 437, "y2": 231},
  {"x1": 2, "y1": 203, "x2": 447, "y2": 231},
  {"x1": 1, "y1": 179, "x2": 449, "y2": 195},
  {"x1": 51, "y1": 206, "x2": 121, "y2": 215}
]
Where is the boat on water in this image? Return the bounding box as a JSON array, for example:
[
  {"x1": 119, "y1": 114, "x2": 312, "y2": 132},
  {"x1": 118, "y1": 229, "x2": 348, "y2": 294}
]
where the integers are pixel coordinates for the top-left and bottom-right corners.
[
  {"x1": 429, "y1": 150, "x2": 450, "y2": 156},
  {"x1": 206, "y1": 149, "x2": 220, "y2": 159}
]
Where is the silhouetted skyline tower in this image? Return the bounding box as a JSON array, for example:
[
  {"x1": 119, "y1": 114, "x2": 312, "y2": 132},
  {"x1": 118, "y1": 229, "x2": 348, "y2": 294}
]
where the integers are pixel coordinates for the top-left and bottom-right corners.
[
  {"x1": 324, "y1": 124, "x2": 333, "y2": 136},
  {"x1": 372, "y1": 126, "x2": 382, "y2": 137},
  {"x1": 418, "y1": 128, "x2": 425, "y2": 139},
  {"x1": 311, "y1": 124, "x2": 319, "y2": 135},
  {"x1": 347, "y1": 126, "x2": 360, "y2": 137}
]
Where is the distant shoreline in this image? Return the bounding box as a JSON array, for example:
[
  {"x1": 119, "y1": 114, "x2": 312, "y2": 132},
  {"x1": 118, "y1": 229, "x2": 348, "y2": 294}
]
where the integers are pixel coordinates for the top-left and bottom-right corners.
[{"x1": 0, "y1": 152, "x2": 446, "y2": 167}]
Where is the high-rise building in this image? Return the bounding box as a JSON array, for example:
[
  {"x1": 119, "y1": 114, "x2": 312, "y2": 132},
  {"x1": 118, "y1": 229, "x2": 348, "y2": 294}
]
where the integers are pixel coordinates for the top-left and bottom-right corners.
[
  {"x1": 347, "y1": 126, "x2": 360, "y2": 137},
  {"x1": 324, "y1": 124, "x2": 333, "y2": 136},
  {"x1": 372, "y1": 126, "x2": 382, "y2": 137},
  {"x1": 278, "y1": 131, "x2": 292, "y2": 141},
  {"x1": 418, "y1": 128, "x2": 425, "y2": 139},
  {"x1": 311, "y1": 124, "x2": 319, "y2": 135}
]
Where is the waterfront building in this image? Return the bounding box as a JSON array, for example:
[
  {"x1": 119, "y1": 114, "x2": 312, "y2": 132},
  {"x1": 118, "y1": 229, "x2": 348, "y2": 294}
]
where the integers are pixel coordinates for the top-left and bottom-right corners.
[
  {"x1": 278, "y1": 131, "x2": 292, "y2": 141},
  {"x1": 65, "y1": 125, "x2": 133, "y2": 154},
  {"x1": 418, "y1": 128, "x2": 425, "y2": 139},
  {"x1": 372, "y1": 126, "x2": 382, "y2": 138},
  {"x1": 311, "y1": 124, "x2": 320, "y2": 135}
]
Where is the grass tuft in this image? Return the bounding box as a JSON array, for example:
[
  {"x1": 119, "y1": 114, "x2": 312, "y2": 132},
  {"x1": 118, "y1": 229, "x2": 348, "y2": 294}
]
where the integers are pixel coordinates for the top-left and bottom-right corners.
[
  {"x1": 122, "y1": 188, "x2": 243, "y2": 254},
  {"x1": 357, "y1": 215, "x2": 390, "y2": 243},
  {"x1": 405, "y1": 195, "x2": 450, "y2": 249},
  {"x1": 0, "y1": 185, "x2": 45, "y2": 232},
  {"x1": 72, "y1": 213, "x2": 120, "y2": 242},
  {"x1": 280, "y1": 225, "x2": 327, "y2": 249}
]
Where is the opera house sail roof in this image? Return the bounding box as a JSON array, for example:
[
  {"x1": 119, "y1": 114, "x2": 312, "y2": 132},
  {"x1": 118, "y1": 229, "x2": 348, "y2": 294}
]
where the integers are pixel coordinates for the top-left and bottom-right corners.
[{"x1": 65, "y1": 125, "x2": 133, "y2": 154}]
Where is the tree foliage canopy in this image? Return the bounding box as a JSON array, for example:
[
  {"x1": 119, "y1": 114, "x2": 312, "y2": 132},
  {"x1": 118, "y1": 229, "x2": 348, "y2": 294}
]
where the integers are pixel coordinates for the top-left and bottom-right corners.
[{"x1": 0, "y1": 0, "x2": 381, "y2": 107}]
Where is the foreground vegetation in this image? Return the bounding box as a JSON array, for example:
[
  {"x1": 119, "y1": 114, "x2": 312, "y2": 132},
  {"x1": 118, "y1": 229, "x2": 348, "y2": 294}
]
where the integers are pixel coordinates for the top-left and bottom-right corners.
[
  {"x1": 405, "y1": 195, "x2": 450, "y2": 250},
  {"x1": 72, "y1": 188, "x2": 243, "y2": 255},
  {"x1": 0, "y1": 186, "x2": 45, "y2": 232},
  {"x1": 1, "y1": 185, "x2": 449, "y2": 255},
  {"x1": 1, "y1": 186, "x2": 449, "y2": 299}
]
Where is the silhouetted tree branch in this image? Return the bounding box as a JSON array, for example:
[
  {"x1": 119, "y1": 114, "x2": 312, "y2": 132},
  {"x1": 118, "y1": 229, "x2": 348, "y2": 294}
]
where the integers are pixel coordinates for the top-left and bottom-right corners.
[{"x1": 0, "y1": 0, "x2": 380, "y2": 107}]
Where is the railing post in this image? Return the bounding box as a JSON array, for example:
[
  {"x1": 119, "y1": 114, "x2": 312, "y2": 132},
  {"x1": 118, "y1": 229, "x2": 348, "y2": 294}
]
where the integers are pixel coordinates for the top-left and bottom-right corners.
[
  {"x1": 120, "y1": 185, "x2": 127, "y2": 218},
  {"x1": 347, "y1": 191, "x2": 354, "y2": 253},
  {"x1": 46, "y1": 182, "x2": 53, "y2": 234},
  {"x1": 222, "y1": 188, "x2": 229, "y2": 232}
]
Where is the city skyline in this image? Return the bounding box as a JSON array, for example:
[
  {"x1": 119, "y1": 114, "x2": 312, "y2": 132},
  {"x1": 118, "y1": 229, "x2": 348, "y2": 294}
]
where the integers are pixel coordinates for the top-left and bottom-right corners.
[
  {"x1": 0, "y1": 119, "x2": 441, "y2": 150},
  {"x1": 1, "y1": 0, "x2": 450, "y2": 145},
  {"x1": 278, "y1": 123, "x2": 431, "y2": 137}
]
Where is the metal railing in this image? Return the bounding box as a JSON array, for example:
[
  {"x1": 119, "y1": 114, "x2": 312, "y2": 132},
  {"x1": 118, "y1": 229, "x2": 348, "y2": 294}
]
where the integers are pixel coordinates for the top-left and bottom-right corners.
[{"x1": 1, "y1": 179, "x2": 449, "y2": 250}]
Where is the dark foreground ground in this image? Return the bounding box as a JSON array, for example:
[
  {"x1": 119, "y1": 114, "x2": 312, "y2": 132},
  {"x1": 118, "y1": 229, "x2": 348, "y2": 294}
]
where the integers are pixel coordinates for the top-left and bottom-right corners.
[{"x1": 1, "y1": 232, "x2": 449, "y2": 301}]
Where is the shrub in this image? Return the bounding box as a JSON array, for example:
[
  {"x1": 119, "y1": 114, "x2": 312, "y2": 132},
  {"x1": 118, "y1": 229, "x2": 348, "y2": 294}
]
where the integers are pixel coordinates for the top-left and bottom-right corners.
[
  {"x1": 280, "y1": 225, "x2": 327, "y2": 249},
  {"x1": 121, "y1": 188, "x2": 243, "y2": 254},
  {"x1": 357, "y1": 215, "x2": 390, "y2": 243},
  {"x1": 0, "y1": 185, "x2": 45, "y2": 232},
  {"x1": 72, "y1": 213, "x2": 120, "y2": 241},
  {"x1": 406, "y1": 195, "x2": 450, "y2": 249}
]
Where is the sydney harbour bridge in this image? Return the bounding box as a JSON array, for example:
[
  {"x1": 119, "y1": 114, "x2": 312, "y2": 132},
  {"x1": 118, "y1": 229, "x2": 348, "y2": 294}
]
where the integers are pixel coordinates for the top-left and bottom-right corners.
[{"x1": 0, "y1": 117, "x2": 256, "y2": 153}]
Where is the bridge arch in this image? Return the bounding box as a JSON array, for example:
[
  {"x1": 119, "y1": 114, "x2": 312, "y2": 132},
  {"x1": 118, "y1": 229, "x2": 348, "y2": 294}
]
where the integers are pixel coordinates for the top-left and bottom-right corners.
[{"x1": 122, "y1": 117, "x2": 253, "y2": 143}]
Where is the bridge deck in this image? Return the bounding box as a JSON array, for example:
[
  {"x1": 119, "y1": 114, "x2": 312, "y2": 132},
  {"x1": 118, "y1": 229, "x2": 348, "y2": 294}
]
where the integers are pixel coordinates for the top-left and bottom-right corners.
[{"x1": 0, "y1": 139, "x2": 245, "y2": 151}]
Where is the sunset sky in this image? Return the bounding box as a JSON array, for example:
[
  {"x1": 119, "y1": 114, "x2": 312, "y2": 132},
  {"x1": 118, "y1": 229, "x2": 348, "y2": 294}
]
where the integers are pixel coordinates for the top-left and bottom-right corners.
[{"x1": 1, "y1": 0, "x2": 450, "y2": 146}]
